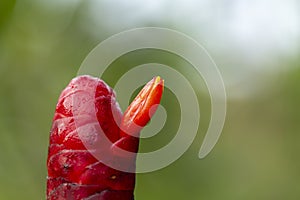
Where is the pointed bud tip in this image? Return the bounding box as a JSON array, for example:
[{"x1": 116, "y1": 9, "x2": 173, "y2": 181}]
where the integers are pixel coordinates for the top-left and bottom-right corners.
[
  {"x1": 153, "y1": 76, "x2": 164, "y2": 87},
  {"x1": 120, "y1": 76, "x2": 164, "y2": 136}
]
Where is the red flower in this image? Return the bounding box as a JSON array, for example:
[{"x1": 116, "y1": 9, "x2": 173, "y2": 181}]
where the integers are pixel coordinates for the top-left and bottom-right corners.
[{"x1": 47, "y1": 75, "x2": 164, "y2": 200}]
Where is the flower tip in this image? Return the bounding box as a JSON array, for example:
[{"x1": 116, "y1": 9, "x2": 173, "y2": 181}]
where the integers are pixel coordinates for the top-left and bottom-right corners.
[{"x1": 153, "y1": 76, "x2": 164, "y2": 87}]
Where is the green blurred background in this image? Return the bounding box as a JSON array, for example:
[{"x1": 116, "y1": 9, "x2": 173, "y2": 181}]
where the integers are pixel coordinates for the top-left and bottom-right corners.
[{"x1": 0, "y1": 0, "x2": 299, "y2": 199}]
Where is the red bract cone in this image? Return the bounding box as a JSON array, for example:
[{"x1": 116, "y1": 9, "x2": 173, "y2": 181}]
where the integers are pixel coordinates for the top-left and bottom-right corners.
[{"x1": 47, "y1": 75, "x2": 164, "y2": 200}]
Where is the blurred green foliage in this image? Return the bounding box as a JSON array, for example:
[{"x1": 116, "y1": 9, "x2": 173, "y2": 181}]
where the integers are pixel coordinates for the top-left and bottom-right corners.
[
  {"x1": 0, "y1": 0, "x2": 299, "y2": 199},
  {"x1": 0, "y1": 0, "x2": 16, "y2": 31}
]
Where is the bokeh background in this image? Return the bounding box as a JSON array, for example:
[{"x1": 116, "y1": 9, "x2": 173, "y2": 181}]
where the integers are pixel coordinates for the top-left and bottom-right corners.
[{"x1": 0, "y1": 0, "x2": 300, "y2": 199}]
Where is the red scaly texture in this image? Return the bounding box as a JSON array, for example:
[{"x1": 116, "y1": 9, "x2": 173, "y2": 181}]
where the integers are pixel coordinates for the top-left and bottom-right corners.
[{"x1": 47, "y1": 75, "x2": 134, "y2": 200}]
